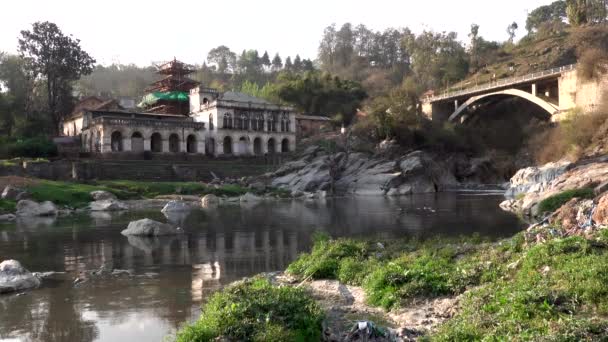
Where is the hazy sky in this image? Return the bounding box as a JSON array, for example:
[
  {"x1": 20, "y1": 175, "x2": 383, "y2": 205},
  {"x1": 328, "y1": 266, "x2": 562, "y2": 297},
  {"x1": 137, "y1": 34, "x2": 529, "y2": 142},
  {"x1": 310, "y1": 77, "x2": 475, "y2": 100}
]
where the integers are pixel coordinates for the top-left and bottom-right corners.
[{"x1": 1, "y1": 0, "x2": 551, "y2": 66}]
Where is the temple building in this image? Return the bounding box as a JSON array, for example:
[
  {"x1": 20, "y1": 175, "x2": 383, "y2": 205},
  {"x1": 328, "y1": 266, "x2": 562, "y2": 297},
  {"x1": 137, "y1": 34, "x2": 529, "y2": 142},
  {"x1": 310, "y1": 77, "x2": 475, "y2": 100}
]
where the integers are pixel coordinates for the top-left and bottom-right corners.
[{"x1": 62, "y1": 58, "x2": 296, "y2": 157}]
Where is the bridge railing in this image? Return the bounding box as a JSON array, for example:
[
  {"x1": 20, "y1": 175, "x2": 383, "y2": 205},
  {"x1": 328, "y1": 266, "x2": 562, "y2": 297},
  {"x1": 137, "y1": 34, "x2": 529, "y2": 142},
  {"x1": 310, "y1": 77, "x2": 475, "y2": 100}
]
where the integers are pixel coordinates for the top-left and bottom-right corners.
[{"x1": 425, "y1": 64, "x2": 576, "y2": 103}]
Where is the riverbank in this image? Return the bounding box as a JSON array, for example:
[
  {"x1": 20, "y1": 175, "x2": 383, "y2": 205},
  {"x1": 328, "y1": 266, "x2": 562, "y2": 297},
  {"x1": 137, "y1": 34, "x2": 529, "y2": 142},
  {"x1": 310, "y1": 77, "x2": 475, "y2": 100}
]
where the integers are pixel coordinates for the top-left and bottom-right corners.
[{"x1": 177, "y1": 223, "x2": 608, "y2": 341}]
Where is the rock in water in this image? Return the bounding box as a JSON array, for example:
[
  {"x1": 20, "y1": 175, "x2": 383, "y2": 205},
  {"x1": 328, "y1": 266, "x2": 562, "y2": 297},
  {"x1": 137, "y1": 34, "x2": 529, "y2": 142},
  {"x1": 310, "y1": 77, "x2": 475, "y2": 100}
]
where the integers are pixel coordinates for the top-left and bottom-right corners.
[
  {"x1": 16, "y1": 200, "x2": 58, "y2": 217},
  {"x1": 504, "y1": 161, "x2": 571, "y2": 198},
  {"x1": 201, "y1": 194, "x2": 219, "y2": 208},
  {"x1": 90, "y1": 200, "x2": 128, "y2": 211},
  {"x1": 90, "y1": 190, "x2": 117, "y2": 201},
  {"x1": 0, "y1": 260, "x2": 41, "y2": 294},
  {"x1": 121, "y1": 218, "x2": 183, "y2": 236},
  {"x1": 161, "y1": 200, "x2": 192, "y2": 213},
  {"x1": 0, "y1": 214, "x2": 16, "y2": 221},
  {"x1": 240, "y1": 192, "x2": 262, "y2": 203}
]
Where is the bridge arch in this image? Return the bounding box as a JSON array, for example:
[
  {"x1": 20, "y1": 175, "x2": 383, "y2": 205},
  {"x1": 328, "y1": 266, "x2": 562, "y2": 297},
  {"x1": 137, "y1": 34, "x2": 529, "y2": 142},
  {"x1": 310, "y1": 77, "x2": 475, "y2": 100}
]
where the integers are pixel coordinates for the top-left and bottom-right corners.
[{"x1": 448, "y1": 88, "x2": 559, "y2": 122}]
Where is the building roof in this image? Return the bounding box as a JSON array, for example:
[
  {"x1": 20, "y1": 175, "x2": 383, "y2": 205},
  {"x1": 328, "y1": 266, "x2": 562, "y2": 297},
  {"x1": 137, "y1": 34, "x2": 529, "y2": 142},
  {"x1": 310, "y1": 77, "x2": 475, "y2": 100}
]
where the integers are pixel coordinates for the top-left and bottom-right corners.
[
  {"x1": 219, "y1": 91, "x2": 272, "y2": 105},
  {"x1": 66, "y1": 98, "x2": 123, "y2": 120},
  {"x1": 296, "y1": 114, "x2": 332, "y2": 121}
]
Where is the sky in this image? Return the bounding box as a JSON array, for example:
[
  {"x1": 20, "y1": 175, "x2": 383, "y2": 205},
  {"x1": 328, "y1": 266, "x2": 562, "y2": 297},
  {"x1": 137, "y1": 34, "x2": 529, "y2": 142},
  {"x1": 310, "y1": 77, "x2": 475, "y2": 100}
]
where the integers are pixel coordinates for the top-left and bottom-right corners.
[{"x1": 0, "y1": 0, "x2": 552, "y2": 67}]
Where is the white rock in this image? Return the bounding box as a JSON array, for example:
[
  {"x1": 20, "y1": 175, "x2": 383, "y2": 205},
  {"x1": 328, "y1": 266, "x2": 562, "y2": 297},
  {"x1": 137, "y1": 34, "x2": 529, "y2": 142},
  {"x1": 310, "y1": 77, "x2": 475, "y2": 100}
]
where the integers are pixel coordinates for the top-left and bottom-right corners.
[
  {"x1": 90, "y1": 200, "x2": 128, "y2": 211},
  {"x1": 161, "y1": 200, "x2": 192, "y2": 213},
  {"x1": 0, "y1": 214, "x2": 16, "y2": 221},
  {"x1": 16, "y1": 200, "x2": 58, "y2": 217},
  {"x1": 240, "y1": 192, "x2": 262, "y2": 203},
  {"x1": 201, "y1": 194, "x2": 219, "y2": 207},
  {"x1": 0, "y1": 260, "x2": 41, "y2": 294},
  {"x1": 121, "y1": 218, "x2": 183, "y2": 236},
  {"x1": 1, "y1": 186, "x2": 25, "y2": 200},
  {"x1": 90, "y1": 190, "x2": 117, "y2": 201},
  {"x1": 504, "y1": 161, "x2": 571, "y2": 198}
]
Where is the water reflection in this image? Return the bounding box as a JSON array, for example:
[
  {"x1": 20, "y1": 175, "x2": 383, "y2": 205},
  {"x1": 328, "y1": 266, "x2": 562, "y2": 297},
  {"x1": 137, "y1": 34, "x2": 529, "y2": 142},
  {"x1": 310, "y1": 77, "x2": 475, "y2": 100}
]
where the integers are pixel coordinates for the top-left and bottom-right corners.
[{"x1": 0, "y1": 194, "x2": 523, "y2": 341}]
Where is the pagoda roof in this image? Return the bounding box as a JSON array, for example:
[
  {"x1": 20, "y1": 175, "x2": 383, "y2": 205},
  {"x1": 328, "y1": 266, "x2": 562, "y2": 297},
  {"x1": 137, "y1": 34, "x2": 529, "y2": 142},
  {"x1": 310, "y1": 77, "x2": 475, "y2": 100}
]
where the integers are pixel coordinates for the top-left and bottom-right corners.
[{"x1": 155, "y1": 58, "x2": 195, "y2": 75}]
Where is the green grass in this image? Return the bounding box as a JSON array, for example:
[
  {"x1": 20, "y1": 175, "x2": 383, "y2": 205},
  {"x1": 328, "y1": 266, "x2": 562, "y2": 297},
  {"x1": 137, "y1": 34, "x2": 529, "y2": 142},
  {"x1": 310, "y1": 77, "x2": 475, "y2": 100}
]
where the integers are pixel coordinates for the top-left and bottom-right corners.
[
  {"x1": 175, "y1": 277, "x2": 324, "y2": 342},
  {"x1": 25, "y1": 180, "x2": 118, "y2": 208},
  {"x1": 0, "y1": 199, "x2": 16, "y2": 214},
  {"x1": 287, "y1": 230, "x2": 608, "y2": 340},
  {"x1": 537, "y1": 188, "x2": 595, "y2": 214}
]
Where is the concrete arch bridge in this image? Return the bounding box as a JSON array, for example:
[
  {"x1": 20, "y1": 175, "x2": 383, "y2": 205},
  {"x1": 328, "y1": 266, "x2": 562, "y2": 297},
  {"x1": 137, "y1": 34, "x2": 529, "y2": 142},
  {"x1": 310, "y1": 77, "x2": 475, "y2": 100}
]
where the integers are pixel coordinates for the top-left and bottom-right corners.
[{"x1": 422, "y1": 64, "x2": 607, "y2": 123}]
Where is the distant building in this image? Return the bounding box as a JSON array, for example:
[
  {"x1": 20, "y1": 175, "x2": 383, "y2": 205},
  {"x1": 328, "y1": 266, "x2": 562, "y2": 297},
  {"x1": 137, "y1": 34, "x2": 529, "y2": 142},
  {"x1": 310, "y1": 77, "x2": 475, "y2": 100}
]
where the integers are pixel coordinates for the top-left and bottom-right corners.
[
  {"x1": 62, "y1": 96, "x2": 123, "y2": 136},
  {"x1": 62, "y1": 58, "x2": 296, "y2": 157},
  {"x1": 295, "y1": 114, "x2": 332, "y2": 138}
]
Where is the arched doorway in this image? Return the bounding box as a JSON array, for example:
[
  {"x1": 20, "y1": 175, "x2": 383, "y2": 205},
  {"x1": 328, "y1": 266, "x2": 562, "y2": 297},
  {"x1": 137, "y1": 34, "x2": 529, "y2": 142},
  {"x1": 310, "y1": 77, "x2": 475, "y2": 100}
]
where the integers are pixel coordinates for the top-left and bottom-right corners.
[
  {"x1": 223, "y1": 136, "x2": 233, "y2": 155},
  {"x1": 206, "y1": 138, "x2": 215, "y2": 156},
  {"x1": 131, "y1": 132, "x2": 144, "y2": 152},
  {"x1": 151, "y1": 133, "x2": 163, "y2": 152},
  {"x1": 267, "y1": 138, "x2": 276, "y2": 154},
  {"x1": 238, "y1": 137, "x2": 248, "y2": 155},
  {"x1": 111, "y1": 131, "x2": 123, "y2": 152},
  {"x1": 281, "y1": 138, "x2": 289, "y2": 153},
  {"x1": 169, "y1": 133, "x2": 180, "y2": 153},
  {"x1": 187, "y1": 135, "x2": 197, "y2": 153},
  {"x1": 253, "y1": 137, "x2": 262, "y2": 155}
]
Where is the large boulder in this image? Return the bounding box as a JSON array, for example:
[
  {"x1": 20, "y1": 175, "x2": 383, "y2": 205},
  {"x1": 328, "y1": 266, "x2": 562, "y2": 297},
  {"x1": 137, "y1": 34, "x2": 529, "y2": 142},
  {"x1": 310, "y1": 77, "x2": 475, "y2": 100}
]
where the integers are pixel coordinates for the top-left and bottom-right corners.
[
  {"x1": 201, "y1": 194, "x2": 219, "y2": 208},
  {"x1": 90, "y1": 199, "x2": 128, "y2": 211},
  {"x1": 504, "y1": 161, "x2": 571, "y2": 198},
  {"x1": 1, "y1": 186, "x2": 26, "y2": 201},
  {"x1": 161, "y1": 200, "x2": 192, "y2": 213},
  {"x1": 593, "y1": 194, "x2": 608, "y2": 225},
  {"x1": 0, "y1": 260, "x2": 41, "y2": 294},
  {"x1": 90, "y1": 190, "x2": 116, "y2": 201},
  {"x1": 0, "y1": 214, "x2": 16, "y2": 221},
  {"x1": 16, "y1": 200, "x2": 57, "y2": 217},
  {"x1": 121, "y1": 218, "x2": 183, "y2": 236}
]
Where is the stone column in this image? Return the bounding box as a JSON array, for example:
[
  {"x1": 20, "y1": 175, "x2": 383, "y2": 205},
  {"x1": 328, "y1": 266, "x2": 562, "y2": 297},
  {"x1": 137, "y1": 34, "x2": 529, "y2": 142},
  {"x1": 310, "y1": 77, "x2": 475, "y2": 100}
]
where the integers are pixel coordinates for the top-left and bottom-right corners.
[
  {"x1": 162, "y1": 139, "x2": 169, "y2": 153},
  {"x1": 180, "y1": 140, "x2": 187, "y2": 153},
  {"x1": 454, "y1": 100, "x2": 459, "y2": 111},
  {"x1": 143, "y1": 138, "x2": 151, "y2": 151},
  {"x1": 247, "y1": 138, "x2": 255, "y2": 156},
  {"x1": 197, "y1": 141, "x2": 205, "y2": 155},
  {"x1": 123, "y1": 137, "x2": 132, "y2": 152},
  {"x1": 532, "y1": 83, "x2": 537, "y2": 97}
]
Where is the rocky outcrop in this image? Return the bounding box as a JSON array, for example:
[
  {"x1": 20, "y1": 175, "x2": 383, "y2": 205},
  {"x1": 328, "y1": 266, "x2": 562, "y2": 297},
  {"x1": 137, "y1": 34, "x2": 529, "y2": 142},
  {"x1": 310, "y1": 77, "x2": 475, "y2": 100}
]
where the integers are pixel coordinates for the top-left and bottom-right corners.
[
  {"x1": 504, "y1": 161, "x2": 571, "y2": 198},
  {"x1": 0, "y1": 260, "x2": 41, "y2": 294},
  {"x1": 121, "y1": 218, "x2": 183, "y2": 236},
  {"x1": 270, "y1": 147, "x2": 463, "y2": 196},
  {"x1": 89, "y1": 199, "x2": 128, "y2": 211},
  {"x1": 15, "y1": 200, "x2": 57, "y2": 217},
  {"x1": 593, "y1": 193, "x2": 608, "y2": 225},
  {"x1": 161, "y1": 200, "x2": 193, "y2": 213},
  {"x1": 502, "y1": 157, "x2": 608, "y2": 217},
  {"x1": 90, "y1": 190, "x2": 117, "y2": 201},
  {"x1": 1, "y1": 185, "x2": 26, "y2": 201}
]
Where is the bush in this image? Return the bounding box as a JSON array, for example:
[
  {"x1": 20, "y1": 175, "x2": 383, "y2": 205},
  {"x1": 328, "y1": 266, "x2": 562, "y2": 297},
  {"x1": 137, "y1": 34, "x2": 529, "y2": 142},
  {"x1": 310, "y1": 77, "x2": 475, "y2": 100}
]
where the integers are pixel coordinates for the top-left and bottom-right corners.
[
  {"x1": 175, "y1": 277, "x2": 324, "y2": 342},
  {"x1": 0, "y1": 199, "x2": 16, "y2": 214},
  {"x1": 537, "y1": 188, "x2": 595, "y2": 214},
  {"x1": 0, "y1": 137, "x2": 57, "y2": 159}
]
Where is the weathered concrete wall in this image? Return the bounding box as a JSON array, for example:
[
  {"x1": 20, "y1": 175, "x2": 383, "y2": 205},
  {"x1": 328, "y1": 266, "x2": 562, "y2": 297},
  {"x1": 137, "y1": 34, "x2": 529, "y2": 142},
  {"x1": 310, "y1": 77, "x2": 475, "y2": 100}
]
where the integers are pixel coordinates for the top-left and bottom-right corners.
[{"x1": 558, "y1": 69, "x2": 607, "y2": 117}]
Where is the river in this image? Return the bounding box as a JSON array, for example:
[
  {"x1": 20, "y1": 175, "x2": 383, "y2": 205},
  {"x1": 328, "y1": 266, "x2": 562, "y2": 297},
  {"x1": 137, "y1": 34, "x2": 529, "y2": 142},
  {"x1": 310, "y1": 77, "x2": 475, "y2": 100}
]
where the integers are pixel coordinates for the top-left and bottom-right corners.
[{"x1": 0, "y1": 194, "x2": 523, "y2": 342}]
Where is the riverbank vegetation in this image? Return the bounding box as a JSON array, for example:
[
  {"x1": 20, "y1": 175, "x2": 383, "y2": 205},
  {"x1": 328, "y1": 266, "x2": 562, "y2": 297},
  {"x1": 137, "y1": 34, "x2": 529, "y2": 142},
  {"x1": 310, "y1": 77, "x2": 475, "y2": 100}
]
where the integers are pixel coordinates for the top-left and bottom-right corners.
[
  {"x1": 175, "y1": 277, "x2": 324, "y2": 342},
  {"x1": 284, "y1": 229, "x2": 608, "y2": 340}
]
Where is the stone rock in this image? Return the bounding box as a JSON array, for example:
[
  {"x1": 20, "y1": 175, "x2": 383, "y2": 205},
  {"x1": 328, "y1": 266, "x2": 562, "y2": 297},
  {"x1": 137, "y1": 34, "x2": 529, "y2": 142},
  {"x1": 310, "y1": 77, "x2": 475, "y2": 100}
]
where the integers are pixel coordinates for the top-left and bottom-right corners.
[
  {"x1": 16, "y1": 200, "x2": 58, "y2": 217},
  {"x1": 90, "y1": 190, "x2": 117, "y2": 201},
  {"x1": 89, "y1": 199, "x2": 128, "y2": 211},
  {"x1": 249, "y1": 182, "x2": 266, "y2": 192},
  {"x1": 161, "y1": 200, "x2": 192, "y2": 213},
  {"x1": 1, "y1": 186, "x2": 25, "y2": 200},
  {"x1": 121, "y1": 218, "x2": 183, "y2": 236},
  {"x1": 551, "y1": 198, "x2": 581, "y2": 230},
  {"x1": 15, "y1": 191, "x2": 31, "y2": 201},
  {"x1": 504, "y1": 161, "x2": 571, "y2": 198},
  {"x1": 201, "y1": 194, "x2": 219, "y2": 207},
  {"x1": 0, "y1": 214, "x2": 16, "y2": 221},
  {"x1": 240, "y1": 192, "x2": 262, "y2": 203},
  {"x1": 0, "y1": 260, "x2": 41, "y2": 294},
  {"x1": 595, "y1": 180, "x2": 608, "y2": 196},
  {"x1": 593, "y1": 194, "x2": 608, "y2": 225}
]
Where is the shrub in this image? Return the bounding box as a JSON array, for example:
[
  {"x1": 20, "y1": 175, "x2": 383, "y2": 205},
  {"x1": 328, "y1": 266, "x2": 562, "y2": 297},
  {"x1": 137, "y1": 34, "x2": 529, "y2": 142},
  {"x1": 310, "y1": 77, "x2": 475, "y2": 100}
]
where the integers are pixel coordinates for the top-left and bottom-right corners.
[
  {"x1": 175, "y1": 277, "x2": 324, "y2": 342},
  {"x1": 0, "y1": 137, "x2": 57, "y2": 159},
  {"x1": 537, "y1": 188, "x2": 595, "y2": 214},
  {"x1": 0, "y1": 199, "x2": 16, "y2": 214}
]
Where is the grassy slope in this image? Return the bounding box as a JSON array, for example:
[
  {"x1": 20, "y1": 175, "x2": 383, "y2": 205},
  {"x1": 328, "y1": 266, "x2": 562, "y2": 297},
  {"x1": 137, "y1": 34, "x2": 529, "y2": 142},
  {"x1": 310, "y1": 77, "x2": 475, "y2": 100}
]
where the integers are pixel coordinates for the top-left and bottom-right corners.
[{"x1": 287, "y1": 231, "x2": 608, "y2": 340}]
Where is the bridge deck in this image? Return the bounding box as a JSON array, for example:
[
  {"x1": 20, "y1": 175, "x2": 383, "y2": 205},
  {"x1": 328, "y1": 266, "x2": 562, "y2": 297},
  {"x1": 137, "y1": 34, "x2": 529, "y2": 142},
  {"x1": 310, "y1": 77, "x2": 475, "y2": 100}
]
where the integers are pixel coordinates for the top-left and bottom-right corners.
[{"x1": 425, "y1": 64, "x2": 575, "y2": 103}]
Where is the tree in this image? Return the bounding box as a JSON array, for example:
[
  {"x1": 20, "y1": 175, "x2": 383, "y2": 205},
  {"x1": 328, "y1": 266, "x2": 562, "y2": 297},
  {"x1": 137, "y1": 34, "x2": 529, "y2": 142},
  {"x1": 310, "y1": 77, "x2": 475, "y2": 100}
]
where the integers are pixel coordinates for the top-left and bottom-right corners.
[
  {"x1": 318, "y1": 24, "x2": 337, "y2": 71},
  {"x1": 293, "y1": 55, "x2": 303, "y2": 72},
  {"x1": 271, "y1": 53, "x2": 283, "y2": 71},
  {"x1": 18, "y1": 21, "x2": 95, "y2": 134},
  {"x1": 526, "y1": 1, "x2": 567, "y2": 32},
  {"x1": 566, "y1": 0, "x2": 589, "y2": 25},
  {"x1": 507, "y1": 22, "x2": 519, "y2": 43},
  {"x1": 284, "y1": 56, "x2": 293, "y2": 71},
  {"x1": 587, "y1": 0, "x2": 608, "y2": 22},
  {"x1": 207, "y1": 45, "x2": 237, "y2": 74},
  {"x1": 260, "y1": 51, "x2": 271, "y2": 70}
]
